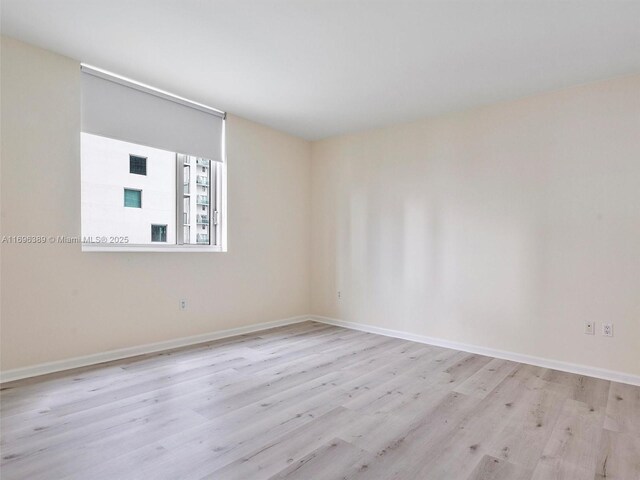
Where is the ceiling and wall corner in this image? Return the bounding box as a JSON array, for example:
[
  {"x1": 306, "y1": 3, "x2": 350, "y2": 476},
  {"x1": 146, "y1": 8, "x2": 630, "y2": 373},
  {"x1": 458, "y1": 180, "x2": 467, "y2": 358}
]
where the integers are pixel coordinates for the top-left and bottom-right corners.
[{"x1": 1, "y1": 0, "x2": 639, "y2": 140}]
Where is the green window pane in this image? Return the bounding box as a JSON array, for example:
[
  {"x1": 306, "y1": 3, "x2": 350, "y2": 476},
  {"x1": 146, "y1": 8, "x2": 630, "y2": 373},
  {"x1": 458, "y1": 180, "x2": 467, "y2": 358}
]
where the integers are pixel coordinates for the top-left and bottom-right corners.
[{"x1": 124, "y1": 189, "x2": 141, "y2": 208}]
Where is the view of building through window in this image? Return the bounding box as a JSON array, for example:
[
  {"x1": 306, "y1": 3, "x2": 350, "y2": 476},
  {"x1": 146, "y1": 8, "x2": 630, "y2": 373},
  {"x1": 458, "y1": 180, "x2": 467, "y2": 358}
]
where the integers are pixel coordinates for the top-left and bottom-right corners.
[
  {"x1": 81, "y1": 133, "x2": 216, "y2": 247},
  {"x1": 178, "y1": 154, "x2": 211, "y2": 245}
]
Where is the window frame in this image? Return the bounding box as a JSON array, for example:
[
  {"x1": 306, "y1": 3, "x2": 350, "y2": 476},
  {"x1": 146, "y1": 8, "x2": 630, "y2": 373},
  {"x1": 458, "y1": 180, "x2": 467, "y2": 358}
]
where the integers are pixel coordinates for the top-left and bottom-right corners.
[
  {"x1": 175, "y1": 155, "x2": 223, "y2": 249},
  {"x1": 80, "y1": 65, "x2": 227, "y2": 254}
]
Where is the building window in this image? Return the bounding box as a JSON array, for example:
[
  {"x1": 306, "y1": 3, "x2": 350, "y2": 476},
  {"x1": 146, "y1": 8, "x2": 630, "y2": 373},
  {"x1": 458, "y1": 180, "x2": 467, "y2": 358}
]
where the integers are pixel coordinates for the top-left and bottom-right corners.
[
  {"x1": 124, "y1": 188, "x2": 142, "y2": 208},
  {"x1": 129, "y1": 155, "x2": 147, "y2": 175},
  {"x1": 151, "y1": 225, "x2": 167, "y2": 242}
]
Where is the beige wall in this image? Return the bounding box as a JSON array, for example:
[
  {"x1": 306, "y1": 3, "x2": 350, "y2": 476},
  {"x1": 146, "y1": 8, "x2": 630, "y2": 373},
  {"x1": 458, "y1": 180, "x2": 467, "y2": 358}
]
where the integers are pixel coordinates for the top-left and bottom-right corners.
[
  {"x1": 2, "y1": 35, "x2": 639, "y2": 378},
  {"x1": 0, "y1": 37, "x2": 311, "y2": 370},
  {"x1": 311, "y1": 75, "x2": 640, "y2": 376}
]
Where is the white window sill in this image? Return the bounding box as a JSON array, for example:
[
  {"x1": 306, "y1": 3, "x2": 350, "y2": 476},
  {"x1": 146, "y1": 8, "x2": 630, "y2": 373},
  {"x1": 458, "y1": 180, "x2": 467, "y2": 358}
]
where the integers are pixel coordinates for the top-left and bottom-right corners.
[{"x1": 82, "y1": 244, "x2": 225, "y2": 253}]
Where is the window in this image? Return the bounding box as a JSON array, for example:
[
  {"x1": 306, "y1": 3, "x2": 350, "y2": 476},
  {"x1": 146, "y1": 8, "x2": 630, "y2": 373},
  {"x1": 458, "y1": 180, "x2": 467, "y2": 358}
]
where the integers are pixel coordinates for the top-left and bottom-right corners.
[
  {"x1": 80, "y1": 65, "x2": 226, "y2": 252},
  {"x1": 177, "y1": 154, "x2": 217, "y2": 246},
  {"x1": 151, "y1": 225, "x2": 167, "y2": 242},
  {"x1": 83, "y1": 134, "x2": 222, "y2": 248},
  {"x1": 129, "y1": 155, "x2": 147, "y2": 175},
  {"x1": 124, "y1": 188, "x2": 142, "y2": 208}
]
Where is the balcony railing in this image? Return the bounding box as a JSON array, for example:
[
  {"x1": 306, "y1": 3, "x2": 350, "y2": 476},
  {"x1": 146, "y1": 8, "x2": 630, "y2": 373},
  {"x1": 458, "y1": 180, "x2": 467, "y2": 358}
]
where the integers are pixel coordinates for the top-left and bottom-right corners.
[
  {"x1": 197, "y1": 215, "x2": 209, "y2": 224},
  {"x1": 196, "y1": 234, "x2": 209, "y2": 244},
  {"x1": 196, "y1": 176, "x2": 209, "y2": 186},
  {"x1": 196, "y1": 195, "x2": 209, "y2": 205}
]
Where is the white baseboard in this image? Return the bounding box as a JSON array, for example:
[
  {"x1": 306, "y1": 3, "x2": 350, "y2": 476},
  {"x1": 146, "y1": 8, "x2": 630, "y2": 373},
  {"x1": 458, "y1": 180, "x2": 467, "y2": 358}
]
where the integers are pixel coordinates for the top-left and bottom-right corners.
[
  {"x1": 0, "y1": 315, "x2": 312, "y2": 384},
  {"x1": 311, "y1": 315, "x2": 640, "y2": 387},
  {"x1": 4, "y1": 313, "x2": 638, "y2": 387}
]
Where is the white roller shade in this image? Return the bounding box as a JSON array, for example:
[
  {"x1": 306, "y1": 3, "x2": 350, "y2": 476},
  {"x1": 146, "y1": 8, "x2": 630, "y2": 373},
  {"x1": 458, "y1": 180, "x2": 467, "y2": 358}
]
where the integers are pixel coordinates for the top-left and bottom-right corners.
[{"x1": 81, "y1": 66, "x2": 225, "y2": 161}]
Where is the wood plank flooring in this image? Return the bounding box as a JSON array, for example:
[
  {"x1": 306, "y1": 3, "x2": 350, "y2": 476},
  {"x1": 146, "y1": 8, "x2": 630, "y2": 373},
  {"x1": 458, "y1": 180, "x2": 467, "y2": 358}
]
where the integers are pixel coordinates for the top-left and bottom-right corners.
[{"x1": 1, "y1": 321, "x2": 638, "y2": 479}]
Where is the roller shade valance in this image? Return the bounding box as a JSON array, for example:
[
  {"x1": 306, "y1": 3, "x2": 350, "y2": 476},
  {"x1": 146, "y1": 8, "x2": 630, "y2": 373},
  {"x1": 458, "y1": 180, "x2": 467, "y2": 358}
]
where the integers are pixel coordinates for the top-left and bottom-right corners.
[{"x1": 81, "y1": 66, "x2": 225, "y2": 161}]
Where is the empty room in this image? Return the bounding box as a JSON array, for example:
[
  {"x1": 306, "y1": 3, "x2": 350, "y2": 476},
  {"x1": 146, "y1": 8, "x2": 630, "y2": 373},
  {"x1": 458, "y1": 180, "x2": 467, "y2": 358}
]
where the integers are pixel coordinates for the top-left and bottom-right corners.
[{"x1": 1, "y1": 1, "x2": 639, "y2": 479}]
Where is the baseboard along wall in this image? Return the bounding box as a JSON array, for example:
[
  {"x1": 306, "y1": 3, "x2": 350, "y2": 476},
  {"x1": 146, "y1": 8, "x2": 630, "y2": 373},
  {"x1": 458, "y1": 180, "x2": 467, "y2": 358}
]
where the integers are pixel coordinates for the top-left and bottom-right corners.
[
  {"x1": 2, "y1": 314, "x2": 638, "y2": 386},
  {"x1": 311, "y1": 315, "x2": 640, "y2": 387},
  {"x1": 0, "y1": 315, "x2": 310, "y2": 383}
]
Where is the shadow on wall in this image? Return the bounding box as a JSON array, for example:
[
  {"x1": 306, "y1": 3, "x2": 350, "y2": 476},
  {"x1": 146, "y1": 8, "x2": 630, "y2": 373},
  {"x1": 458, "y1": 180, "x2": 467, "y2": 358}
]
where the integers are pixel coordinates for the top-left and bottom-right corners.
[
  {"x1": 337, "y1": 180, "x2": 540, "y2": 339},
  {"x1": 315, "y1": 75, "x2": 640, "y2": 375}
]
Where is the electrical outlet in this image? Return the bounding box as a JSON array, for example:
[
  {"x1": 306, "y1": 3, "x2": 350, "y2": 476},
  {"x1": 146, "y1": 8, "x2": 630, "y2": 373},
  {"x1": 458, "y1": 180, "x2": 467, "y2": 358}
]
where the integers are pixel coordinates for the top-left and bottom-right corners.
[
  {"x1": 179, "y1": 299, "x2": 187, "y2": 311},
  {"x1": 337, "y1": 291, "x2": 341, "y2": 300},
  {"x1": 584, "y1": 321, "x2": 595, "y2": 335},
  {"x1": 602, "y1": 323, "x2": 613, "y2": 337}
]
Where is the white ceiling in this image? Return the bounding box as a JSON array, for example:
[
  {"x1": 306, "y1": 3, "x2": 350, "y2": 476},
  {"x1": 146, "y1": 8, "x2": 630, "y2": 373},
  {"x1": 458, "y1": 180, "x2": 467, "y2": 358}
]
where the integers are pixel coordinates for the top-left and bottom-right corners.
[{"x1": 2, "y1": 1, "x2": 640, "y2": 140}]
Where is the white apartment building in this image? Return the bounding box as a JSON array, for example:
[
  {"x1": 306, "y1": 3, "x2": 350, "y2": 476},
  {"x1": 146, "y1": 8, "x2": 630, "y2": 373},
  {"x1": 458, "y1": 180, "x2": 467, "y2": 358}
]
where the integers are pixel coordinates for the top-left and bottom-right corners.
[{"x1": 81, "y1": 133, "x2": 177, "y2": 244}]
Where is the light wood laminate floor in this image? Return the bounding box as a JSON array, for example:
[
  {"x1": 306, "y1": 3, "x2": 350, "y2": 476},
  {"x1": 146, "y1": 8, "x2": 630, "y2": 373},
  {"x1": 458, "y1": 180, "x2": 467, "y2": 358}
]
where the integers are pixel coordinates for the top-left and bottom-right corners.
[{"x1": 1, "y1": 321, "x2": 639, "y2": 479}]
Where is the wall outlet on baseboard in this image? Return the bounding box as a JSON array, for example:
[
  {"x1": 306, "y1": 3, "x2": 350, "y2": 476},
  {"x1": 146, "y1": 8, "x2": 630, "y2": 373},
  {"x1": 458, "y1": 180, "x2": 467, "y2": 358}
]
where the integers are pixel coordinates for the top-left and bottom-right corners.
[
  {"x1": 602, "y1": 323, "x2": 613, "y2": 337},
  {"x1": 179, "y1": 299, "x2": 187, "y2": 311},
  {"x1": 584, "y1": 321, "x2": 595, "y2": 335}
]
